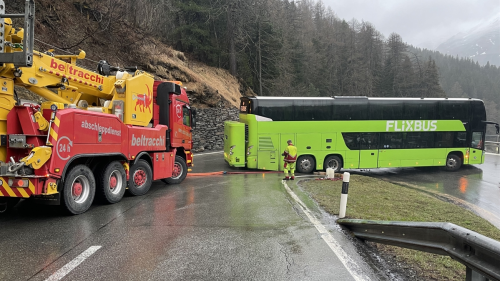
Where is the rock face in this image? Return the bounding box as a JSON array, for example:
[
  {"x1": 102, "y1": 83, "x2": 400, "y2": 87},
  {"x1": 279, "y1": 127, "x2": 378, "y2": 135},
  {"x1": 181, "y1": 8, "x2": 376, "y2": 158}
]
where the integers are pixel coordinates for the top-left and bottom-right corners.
[{"x1": 192, "y1": 108, "x2": 239, "y2": 152}]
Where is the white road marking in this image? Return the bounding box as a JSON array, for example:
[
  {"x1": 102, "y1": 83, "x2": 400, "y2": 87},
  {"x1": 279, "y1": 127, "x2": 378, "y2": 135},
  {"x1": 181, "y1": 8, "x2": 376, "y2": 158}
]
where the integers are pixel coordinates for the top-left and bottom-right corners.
[
  {"x1": 45, "y1": 246, "x2": 102, "y2": 281},
  {"x1": 193, "y1": 151, "x2": 223, "y2": 156},
  {"x1": 282, "y1": 181, "x2": 368, "y2": 281},
  {"x1": 486, "y1": 152, "x2": 500, "y2": 156}
]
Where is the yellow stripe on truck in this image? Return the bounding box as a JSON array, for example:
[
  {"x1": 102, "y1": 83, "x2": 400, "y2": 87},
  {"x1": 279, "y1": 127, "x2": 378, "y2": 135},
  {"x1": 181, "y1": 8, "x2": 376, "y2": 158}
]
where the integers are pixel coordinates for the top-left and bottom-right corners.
[
  {"x1": 50, "y1": 128, "x2": 58, "y2": 141},
  {"x1": 0, "y1": 177, "x2": 36, "y2": 198},
  {"x1": 54, "y1": 117, "x2": 60, "y2": 127}
]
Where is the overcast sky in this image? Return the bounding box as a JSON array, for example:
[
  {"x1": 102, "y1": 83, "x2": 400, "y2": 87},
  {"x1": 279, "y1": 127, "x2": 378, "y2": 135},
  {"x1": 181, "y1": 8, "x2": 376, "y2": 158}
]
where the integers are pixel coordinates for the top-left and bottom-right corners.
[{"x1": 323, "y1": 0, "x2": 500, "y2": 50}]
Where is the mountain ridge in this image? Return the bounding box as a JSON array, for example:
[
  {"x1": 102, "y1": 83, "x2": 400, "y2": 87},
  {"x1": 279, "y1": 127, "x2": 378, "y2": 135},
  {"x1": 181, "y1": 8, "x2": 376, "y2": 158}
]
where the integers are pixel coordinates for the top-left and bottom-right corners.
[{"x1": 437, "y1": 15, "x2": 500, "y2": 66}]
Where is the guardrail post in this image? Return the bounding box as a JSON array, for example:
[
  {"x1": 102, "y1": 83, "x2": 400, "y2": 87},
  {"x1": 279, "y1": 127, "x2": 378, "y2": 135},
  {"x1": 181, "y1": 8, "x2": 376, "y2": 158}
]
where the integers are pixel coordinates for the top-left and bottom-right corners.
[
  {"x1": 497, "y1": 135, "x2": 499, "y2": 154},
  {"x1": 466, "y1": 267, "x2": 488, "y2": 281},
  {"x1": 339, "y1": 172, "x2": 350, "y2": 218}
]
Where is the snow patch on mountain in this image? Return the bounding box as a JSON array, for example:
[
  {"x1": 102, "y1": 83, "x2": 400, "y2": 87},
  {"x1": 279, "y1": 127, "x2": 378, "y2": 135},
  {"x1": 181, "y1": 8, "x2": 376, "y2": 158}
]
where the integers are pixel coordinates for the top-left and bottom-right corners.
[{"x1": 437, "y1": 15, "x2": 500, "y2": 66}]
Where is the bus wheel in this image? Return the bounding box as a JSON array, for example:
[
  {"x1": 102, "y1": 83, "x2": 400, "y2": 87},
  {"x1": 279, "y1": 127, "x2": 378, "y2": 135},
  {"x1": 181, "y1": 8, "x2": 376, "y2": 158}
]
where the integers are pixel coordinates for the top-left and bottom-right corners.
[
  {"x1": 128, "y1": 160, "x2": 152, "y2": 196},
  {"x1": 445, "y1": 154, "x2": 462, "y2": 171},
  {"x1": 324, "y1": 156, "x2": 342, "y2": 172},
  {"x1": 162, "y1": 156, "x2": 188, "y2": 184},
  {"x1": 297, "y1": 155, "x2": 315, "y2": 173},
  {"x1": 97, "y1": 161, "x2": 127, "y2": 204},
  {"x1": 62, "y1": 165, "x2": 96, "y2": 215}
]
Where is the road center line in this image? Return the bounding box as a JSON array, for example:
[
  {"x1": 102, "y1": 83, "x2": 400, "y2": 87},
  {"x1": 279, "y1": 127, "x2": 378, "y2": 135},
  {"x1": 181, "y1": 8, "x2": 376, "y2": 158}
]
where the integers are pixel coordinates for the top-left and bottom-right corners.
[
  {"x1": 282, "y1": 181, "x2": 368, "y2": 281},
  {"x1": 45, "y1": 246, "x2": 102, "y2": 281}
]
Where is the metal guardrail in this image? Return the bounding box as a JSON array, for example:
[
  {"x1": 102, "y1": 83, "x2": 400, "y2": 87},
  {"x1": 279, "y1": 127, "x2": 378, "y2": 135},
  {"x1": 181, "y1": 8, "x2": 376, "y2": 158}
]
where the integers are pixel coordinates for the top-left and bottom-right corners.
[
  {"x1": 337, "y1": 219, "x2": 500, "y2": 281},
  {"x1": 485, "y1": 135, "x2": 500, "y2": 154}
]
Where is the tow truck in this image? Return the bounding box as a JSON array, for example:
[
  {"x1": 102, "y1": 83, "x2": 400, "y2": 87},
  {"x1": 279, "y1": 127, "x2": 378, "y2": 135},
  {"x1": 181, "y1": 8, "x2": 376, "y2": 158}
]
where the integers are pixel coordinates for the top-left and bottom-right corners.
[{"x1": 0, "y1": 0, "x2": 196, "y2": 214}]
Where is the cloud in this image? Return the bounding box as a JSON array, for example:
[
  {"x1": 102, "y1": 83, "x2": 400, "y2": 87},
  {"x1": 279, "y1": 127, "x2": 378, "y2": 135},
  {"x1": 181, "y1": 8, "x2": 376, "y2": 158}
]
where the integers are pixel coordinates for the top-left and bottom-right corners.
[{"x1": 323, "y1": 0, "x2": 500, "y2": 49}]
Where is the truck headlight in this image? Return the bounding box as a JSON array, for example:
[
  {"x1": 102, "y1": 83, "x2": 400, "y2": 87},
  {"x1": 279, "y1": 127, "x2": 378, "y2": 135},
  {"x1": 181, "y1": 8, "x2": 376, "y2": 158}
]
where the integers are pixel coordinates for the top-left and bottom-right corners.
[
  {"x1": 229, "y1": 145, "x2": 236, "y2": 155},
  {"x1": 247, "y1": 145, "x2": 253, "y2": 155}
]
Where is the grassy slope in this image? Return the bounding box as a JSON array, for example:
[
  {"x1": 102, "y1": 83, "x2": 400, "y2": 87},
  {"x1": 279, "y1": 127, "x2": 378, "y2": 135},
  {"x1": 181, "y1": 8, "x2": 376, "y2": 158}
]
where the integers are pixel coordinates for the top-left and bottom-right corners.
[
  {"x1": 9, "y1": 0, "x2": 249, "y2": 108},
  {"x1": 301, "y1": 175, "x2": 500, "y2": 280}
]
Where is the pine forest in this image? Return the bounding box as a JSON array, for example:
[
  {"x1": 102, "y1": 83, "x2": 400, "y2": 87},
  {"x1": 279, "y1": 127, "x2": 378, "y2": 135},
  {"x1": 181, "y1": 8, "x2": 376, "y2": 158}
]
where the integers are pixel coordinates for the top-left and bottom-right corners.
[{"x1": 82, "y1": 0, "x2": 500, "y2": 126}]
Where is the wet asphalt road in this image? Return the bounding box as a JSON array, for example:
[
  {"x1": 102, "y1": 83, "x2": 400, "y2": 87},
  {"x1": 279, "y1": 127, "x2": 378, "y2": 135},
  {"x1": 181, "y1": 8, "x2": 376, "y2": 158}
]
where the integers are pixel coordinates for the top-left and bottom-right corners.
[
  {"x1": 0, "y1": 152, "x2": 377, "y2": 281},
  {"x1": 355, "y1": 153, "x2": 500, "y2": 228}
]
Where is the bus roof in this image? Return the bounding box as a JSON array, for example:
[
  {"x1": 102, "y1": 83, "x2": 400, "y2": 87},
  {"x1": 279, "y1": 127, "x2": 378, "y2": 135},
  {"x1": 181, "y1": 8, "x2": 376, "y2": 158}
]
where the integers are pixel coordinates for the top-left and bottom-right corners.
[{"x1": 244, "y1": 96, "x2": 482, "y2": 102}]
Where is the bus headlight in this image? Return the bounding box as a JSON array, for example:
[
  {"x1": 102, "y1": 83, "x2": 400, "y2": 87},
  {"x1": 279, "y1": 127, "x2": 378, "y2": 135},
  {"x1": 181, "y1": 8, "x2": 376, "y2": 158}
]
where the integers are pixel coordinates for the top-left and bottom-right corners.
[
  {"x1": 247, "y1": 145, "x2": 254, "y2": 155},
  {"x1": 229, "y1": 145, "x2": 236, "y2": 155}
]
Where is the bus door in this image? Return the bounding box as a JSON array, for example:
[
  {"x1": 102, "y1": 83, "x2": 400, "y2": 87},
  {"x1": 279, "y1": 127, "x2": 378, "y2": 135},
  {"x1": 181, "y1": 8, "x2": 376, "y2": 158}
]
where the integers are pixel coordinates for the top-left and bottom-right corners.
[
  {"x1": 469, "y1": 131, "x2": 484, "y2": 164},
  {"x1": 279, "y1": 134, "x2": 295, "y2": 171},
  {"x1": 359, "y1": 133, "x2": 379, "y2": 168},
  {"x1": 257, "y1": 135, "x2": 278, "y2": 170}
]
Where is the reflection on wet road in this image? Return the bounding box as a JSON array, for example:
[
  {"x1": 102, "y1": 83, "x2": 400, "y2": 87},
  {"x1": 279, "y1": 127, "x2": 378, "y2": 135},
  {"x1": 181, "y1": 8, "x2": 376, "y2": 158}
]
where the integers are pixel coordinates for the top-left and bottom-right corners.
[
  {"x1": 0, "y1": 151, "x2": 373, "y2": 281},
  {"x1": 355, "y1": 154, "x2": 500, "y2": 228}
]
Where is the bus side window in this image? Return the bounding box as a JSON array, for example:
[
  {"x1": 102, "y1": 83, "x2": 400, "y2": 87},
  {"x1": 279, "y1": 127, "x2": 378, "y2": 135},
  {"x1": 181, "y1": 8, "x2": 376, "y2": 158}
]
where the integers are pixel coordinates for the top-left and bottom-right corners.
[
  {"x1": 435, "y1": 132, "x2": 453, "y2": 148},
  {"x1": 454, "y1": 132, "x2": 467, "y2": 147},
  {"x1": 404, "y1": 133, "x2": 434, "y2": 148},
  {"x1": 420, "y1": 102, "x2": 437, "y2": 120},
  {"x1": 360, "y1": 133, "x2": 379, "y2": 150},
  {"x1": 379, "y1": 133, "x2": 403, "y2": 149},
  {"x1": 342, "y1": 133, "x2": 360, "y2": 150}
]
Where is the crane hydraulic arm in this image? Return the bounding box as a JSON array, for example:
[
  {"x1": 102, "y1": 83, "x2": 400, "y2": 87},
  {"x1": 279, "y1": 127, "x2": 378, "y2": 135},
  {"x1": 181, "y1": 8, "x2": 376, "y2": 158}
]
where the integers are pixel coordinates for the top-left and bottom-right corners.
[{"x1": 0, "y1": 0, "x2": 157, "y2": 163}]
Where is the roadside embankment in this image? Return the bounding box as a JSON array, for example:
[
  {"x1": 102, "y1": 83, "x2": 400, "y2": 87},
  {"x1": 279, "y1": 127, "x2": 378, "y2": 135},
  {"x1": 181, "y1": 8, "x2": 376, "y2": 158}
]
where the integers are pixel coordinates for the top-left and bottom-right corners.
[{"x1": 300, "y1": 175, "x2": 500, "y2": 281}]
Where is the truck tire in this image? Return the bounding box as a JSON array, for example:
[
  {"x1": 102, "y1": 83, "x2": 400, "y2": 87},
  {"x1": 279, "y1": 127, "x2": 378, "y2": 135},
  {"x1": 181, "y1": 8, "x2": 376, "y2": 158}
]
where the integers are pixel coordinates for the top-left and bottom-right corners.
[
  {"x1": 162, "y1": 155, "x2": 188, "y2": 184},
  {"x1": 445, "y1": 154, "x2": 462, "y2": 171},
  {"x1": 128, "y1": 160, "x2": 152, "y2": 196},
  {"x1": 324, "y1": 155, "x2": 342, "y2": 172},
  {"x1": 62, "y1": 165, "x2": 96, "y2": 215},
  {"x1": 96, "y1": 161, "x2": 126, "y2": 204},
  {"x1": 297, "y1": 155, "x2": 315, "y2": 174}
]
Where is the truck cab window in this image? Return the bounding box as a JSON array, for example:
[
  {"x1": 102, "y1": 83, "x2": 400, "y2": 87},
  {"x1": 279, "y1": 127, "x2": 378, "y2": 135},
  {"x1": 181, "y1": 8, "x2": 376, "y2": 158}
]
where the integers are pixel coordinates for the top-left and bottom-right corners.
[{"x1": 183, "y1": 107, "x2": 191, "y2": 126}]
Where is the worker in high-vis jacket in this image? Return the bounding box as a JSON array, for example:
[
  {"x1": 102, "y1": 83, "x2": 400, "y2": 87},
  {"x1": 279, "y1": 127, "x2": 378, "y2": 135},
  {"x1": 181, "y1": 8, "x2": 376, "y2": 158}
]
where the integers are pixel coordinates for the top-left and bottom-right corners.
[{"x1": 282, "y1": 139, "x2": 297, "y2": 180}]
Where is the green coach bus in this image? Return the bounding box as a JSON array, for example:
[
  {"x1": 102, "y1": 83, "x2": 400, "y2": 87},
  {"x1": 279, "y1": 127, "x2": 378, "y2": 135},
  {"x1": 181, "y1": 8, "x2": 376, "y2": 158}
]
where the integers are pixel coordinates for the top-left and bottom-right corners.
[{"x1": 224, "y1": 96, "x2": 499, "y2": 173}]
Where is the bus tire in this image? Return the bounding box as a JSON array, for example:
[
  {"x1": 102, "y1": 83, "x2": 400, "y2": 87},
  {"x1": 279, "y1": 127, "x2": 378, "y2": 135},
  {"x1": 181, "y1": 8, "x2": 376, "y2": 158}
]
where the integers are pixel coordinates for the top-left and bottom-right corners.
[
  {"x1": 162, "y1": 156, "x2": 188, "y2": 184},
  {"x1": 324, "y1": 155, "x2": 342, "y2": 172},
  {"x1": 297, "y1": 155, "x2": 315, "y2": 173},
  {"x1": 445, "y1": 154, "x2": 462, "y2": 171},
  {"x1": 62, "y1": 165, "x2": 96, "y2": 215},
  {"x1": 97, "y1": 161, "x2": 127, "y2": 204},
  {"x1": 128, "y1": 160, "x2": 153, "y2": 196}
]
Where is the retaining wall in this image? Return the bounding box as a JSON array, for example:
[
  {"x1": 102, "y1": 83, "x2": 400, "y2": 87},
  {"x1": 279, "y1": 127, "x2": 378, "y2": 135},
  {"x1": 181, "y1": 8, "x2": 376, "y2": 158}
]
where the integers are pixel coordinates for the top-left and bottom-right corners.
[{"x1": 192, "y1": 107, "x2": 239, "y2": 152}]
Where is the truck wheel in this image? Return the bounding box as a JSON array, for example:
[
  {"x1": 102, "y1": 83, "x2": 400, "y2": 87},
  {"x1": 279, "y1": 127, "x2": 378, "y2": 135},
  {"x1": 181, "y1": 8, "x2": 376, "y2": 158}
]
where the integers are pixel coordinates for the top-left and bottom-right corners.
[
  {"x1": 324, "y1": 155, "x2": 342, "y2": 172},
  {"x1": 162, "y1": 156, "x2": 187, "y2": 184},
  {"x1": 97, "y1": 161, "x2": 126, "y2": 204},
  {"x1": 62, "y1": 165, "x2": 96, "y2": 215},
  {"x1": 128, "y1": 160, "x2": 152, "y2": 196},
  {"x1": 445, "y1": 154, "x2": 462, "y2": 171},
  {"x1": 297, "y1": 155, "x2": 315, "y2": 173}
]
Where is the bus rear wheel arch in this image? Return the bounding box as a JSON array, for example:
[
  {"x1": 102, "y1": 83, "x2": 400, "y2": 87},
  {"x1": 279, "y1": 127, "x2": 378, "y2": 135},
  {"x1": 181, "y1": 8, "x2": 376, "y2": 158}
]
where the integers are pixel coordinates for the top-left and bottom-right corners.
[
  {"x1": 324, "y1": 155, "x2": 343, "y2": 173},
  {"x1": 445, "y1": 153, "x2": 462, "y2": 171},
  {"x1": 297, "y1": 155, "x2": 316, "y2": 174}
]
